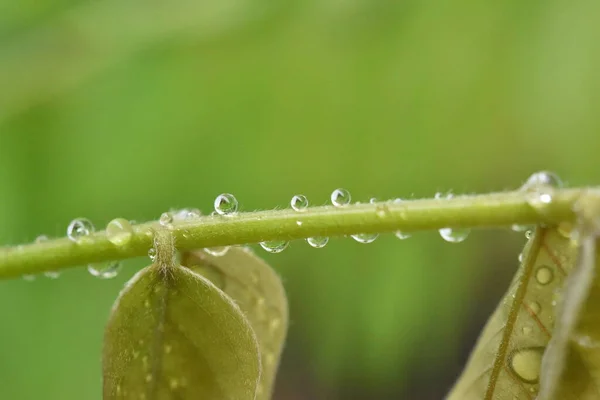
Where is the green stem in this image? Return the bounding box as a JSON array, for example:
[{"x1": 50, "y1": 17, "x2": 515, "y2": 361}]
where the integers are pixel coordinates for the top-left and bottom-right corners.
[{"x1": 0, "y1": 188, "x2": 595, "y2": 279}]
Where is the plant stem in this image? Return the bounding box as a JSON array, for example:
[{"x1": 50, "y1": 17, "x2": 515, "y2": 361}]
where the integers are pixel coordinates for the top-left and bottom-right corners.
[{"x1": 0, "y1": 188, "x2": 595, "y2": 279}]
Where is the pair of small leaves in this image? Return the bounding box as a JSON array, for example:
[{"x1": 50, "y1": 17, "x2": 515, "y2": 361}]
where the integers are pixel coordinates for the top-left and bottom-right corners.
[
  {"x1": 103, "y1": 238, "x2": 288, "y2": 400},
  {"x1": 448, "y1": 225, "x2": 600, "y2": 399}
]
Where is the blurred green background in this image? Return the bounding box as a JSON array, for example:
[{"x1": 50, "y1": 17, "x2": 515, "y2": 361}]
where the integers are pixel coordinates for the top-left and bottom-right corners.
[{"x1": 1, "y1": 1, "x2": 599, "y2": 399}]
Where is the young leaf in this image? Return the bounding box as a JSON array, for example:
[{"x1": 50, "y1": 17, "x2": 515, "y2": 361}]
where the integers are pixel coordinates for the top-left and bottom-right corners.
[
  {"x1": 181, "y1": 247, "x2": 288, "y2": 400},
  {"x1": 537, "y1": 196, "x2": 600, "y2": 400},
  {"x1": 537, "y1": 234, "x2": 599, "y2": 399},
  {"x1": 447, "y1": 227, "x2": 580, "y2": 399},
  {"x1": 103, "y1": 232, "x2": 261, "y2": 400}
]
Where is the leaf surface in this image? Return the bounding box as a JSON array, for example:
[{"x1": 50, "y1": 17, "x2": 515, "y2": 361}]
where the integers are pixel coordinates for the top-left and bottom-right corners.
[
  {"x1": 447, "y1": 227, "x2": 580, "y2": 399},
  {"x1": 103, "y1": 261, "x2": 261, "y2": 400},
  {"x1": 182, "y1": 247, "x2": 288, "y2": 400}
]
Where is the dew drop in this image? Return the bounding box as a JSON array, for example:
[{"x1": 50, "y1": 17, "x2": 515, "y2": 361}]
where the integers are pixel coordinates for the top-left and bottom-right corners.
[
  {"x1": 259, "y1": 240, "x2": 289, "y2": 253},
  {"x1": 148, "y1": 247, "x2": 157, "y2": 262},
  {"x1": 521, "y1": 171, "x2": 563, "y2": 213},
  {"x1": 522, "y1": 326, "x2": 533, "y2": 335},
  {"x1": 523, "y1": 171, "x2": 563, "y2": 189},
  {"x1": 44, "y1": 271, "x2": 60, "y2": 279},
  {"x1": 296, "y1": 220, "x2": 303, "y2": 226},
  {"x1": 173, "y1": 208, "x2": 201, "y2": 220},
  {"x1": 22, "y1": 274, "x2": 35, "y2": 281},
  {"x1": 159, "y1": 212, "x2": 173, "y2": 226},
  {"x1": 203, "y1": 246, "x2": 230, "y2": 257},
  {"x1": 67, "y1": 218, "x2": 95, "y2": 243},
  {"x1": 169, "y1": 378, "x2": 179, "y2": 390},
  {"x1": 306, "y1": 236, "x2": 329, "y2": 248},
  {"x1": 511, "y1": 224, "x2": 528, "y2": 232},
  {"x1": 395, "y1": 231, "x2": 411, "y2": 240},
  {"x1": 351, "y1": 233, "x2": 379, "y2": 244},
  {"x1": 88, "y1": 261, "x2": 121, "y2": 279},
  {"x1": 214, "y1": 193, "x2": 238, "y2": 215},
  {"x1": 525, "y1": 230, "x2": 533, "y2": 239},
  {"x1": 439, "y1": 227, "x2": 470, "y2": 243},
  {"x1": 106, "y1": 218, "x2": 134, "y2": 246},
  {"x1": 35, "y1": 234, "x2": 49, "y2": 244},
  {"x1": 509, "y1": 347, "x2": 544, "y2": 383},
  {"x1": 331, "y1": 188, "x2": 351, "y2": 207},
  {"x1": 535, "y1": 266, "x2": 554, "y2": 285},
  {"x1": 291, "y1": 195, "x2": 309, "y2": 212}
]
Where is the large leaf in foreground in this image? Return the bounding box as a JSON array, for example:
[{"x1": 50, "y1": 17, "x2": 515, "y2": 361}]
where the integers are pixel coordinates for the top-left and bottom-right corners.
[
  {"x1": 182, "y1": 247, "x2": 288, "y2": 400},
  {"x1": 447, "y1": 227, "x2": 579, "y2": 399},
  {"x1": 103, "y1": 262, "x2": 261, "y2": 400}
]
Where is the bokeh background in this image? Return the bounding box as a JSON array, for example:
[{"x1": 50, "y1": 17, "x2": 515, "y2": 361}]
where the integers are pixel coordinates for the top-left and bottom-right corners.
[{"x1": 1, "y1": 1, "x2": 599, "y2": 399}]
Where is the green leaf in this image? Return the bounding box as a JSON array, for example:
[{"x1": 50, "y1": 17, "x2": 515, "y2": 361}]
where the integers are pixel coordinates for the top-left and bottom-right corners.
[
  {"x1": 181, "y1": 247, "x2": 288, "y2": 400},
  {"x1": 103, "y1": 257, "x2": 261, "y2": 399},
  {"x1": 447, "y1": 227, "x2": 580, "y2": 399}
]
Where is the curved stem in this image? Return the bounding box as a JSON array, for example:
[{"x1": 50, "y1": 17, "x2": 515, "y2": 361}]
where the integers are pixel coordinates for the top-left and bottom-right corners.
[{"x1": 0, "y1": 188, "x2": 594, "y2": 279}]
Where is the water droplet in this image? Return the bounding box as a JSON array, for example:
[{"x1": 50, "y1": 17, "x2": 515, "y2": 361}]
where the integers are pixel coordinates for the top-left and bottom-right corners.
[
  {"x1": 521, "y1": 171, "x2": 563, "y2": 213},
  {"x1": 574, "y1": 334, "x2": 599, "y2": 349},
  {"x1": 369, "y1": 197, "x2": 378, "y2": 204},
  {"x1": 351, "y1": 233, "x2": 379, "y2": 244},
  {"x1": 88, "y1": 261, "x2": 121, "y2": 279},
  {"x1": 395, "y1": 231, "x2": 411, "y2": 240},
  {"x1": 535, "y1": 266, "x2": 554, "y2": 285},
  {"x1": 290, "y1": 195, "x2": 309, "y2": 212},
  {"x1": 145, "y1": 374, "x2": 152, "y2": 383},
  {"x1": 509, "y1": 347, "x2": 544, "y2": 383},
  {"x1": 511, "y1": 224, "x2": 528, "y2": 232},
  {"x1": 106, "y1": 218, "x2": 133, "y2": 246},
  {"x1": 169, "y1": 378, "x2": 179, "y2": 390},
  {"x1": 67, "y1": 218, "x2": 95, "y2": 243},
  {"x1": 306, "y1": 236, "x2": 329, "y2": 248},
  {"x1": 522, "y1": 326, "x2": 533, "y2": 335},
  {"x1": 44, "y1": 271, "x2": 60, "y2": 279},
  {"x1": 22, "y1": 274, "x2": 35, "y2": 281},
  {"x1": 296, "y1": 220, "x2": 303, "y2": 226},
  {"x1": 164, "y1": 344, "x2": 172, "y2": 354},
  {"x1": 203, "y1": 246, "x2": 230, "y2": 257},
  {"x1": 523, "y1": 171, "x2": 563, "y2": 189},
  {"x1": 331, "y1": 188, "x2": 351, "y2": 207},
  {"x1": 525, "y1": 230, "x2": 533, "y2": 239},
  {"x1": 214, "y1": 193, "x2": 238, "y2": 215},
  {"x1": 173, "y1": 208, "x2": 201, "y2": 220},
  {"x1": 35, "y1": 235, "x2": 49, "y2": 243},
  {"x1": 159, "y1": 212, "x2": 173, "y2": 226},
  {"x1": 259, "y1": 240, "x2": 289, "y2": 253},
  {"x1": 439, "y1": 227, "x2": 470, "y2": 243},
  {"x1": 375, "y1": 204, "x2": 389, "y2": 218},
  {"x1": 148, "y1": 247, "x2": 157, "y2": 262},
  {"x1": 529, "y1": 301, "x2": 541, "y2": 314}
]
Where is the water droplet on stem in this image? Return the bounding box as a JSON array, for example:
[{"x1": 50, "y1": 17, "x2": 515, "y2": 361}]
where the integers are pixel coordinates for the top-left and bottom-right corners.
[
  {"x1": 106, "y1": 218, "x2": 134, "y2": 246},
  {"x1": 290, "y1": 195, "x2": 309, "y2": 212},
  {"x1": 259, "y1": 241, "x2": 289, "y2": 253},
  {"x1": 331, "y1": 188, "x2": 351, "y2": 207},
  {"x1": 214, "y1": 193, "x2": 238, "y2": 215}
]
